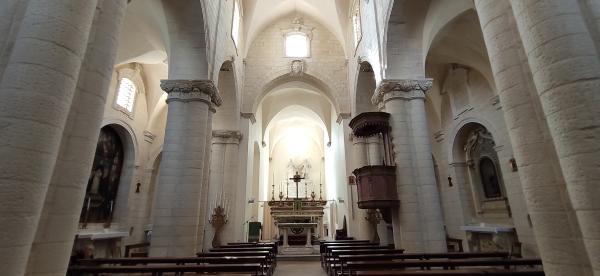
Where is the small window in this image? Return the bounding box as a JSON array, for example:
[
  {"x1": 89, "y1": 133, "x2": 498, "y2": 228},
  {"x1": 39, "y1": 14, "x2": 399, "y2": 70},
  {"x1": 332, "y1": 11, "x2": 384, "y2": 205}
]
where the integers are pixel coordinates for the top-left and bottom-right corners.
[
  {"x1": 232, "y1": 0, "x2": 241, "y2": 47},
  {"x1": 285, "y1": 33, "x2": 309, "y2": 57},
  {"x1": 115, "y1": 78, "x2": 136, "y2": 113},
  {"x1": 352, "y1": 0, "x2": 362, "y2": 47}
]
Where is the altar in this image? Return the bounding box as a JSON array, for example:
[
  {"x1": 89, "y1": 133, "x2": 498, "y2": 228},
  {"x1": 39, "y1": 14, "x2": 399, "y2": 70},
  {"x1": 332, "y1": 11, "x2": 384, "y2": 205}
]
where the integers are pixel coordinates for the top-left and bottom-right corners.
[{"x1": 267, "y1": 171, "x2": 327, "y2": 253}]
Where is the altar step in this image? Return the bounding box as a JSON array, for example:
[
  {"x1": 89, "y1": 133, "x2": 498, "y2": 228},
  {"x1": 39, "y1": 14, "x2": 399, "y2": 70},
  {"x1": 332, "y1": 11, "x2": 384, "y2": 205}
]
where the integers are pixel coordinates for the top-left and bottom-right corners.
[
  {"x1": 277, "y1": 254, "x2": 320, "y2": 261},
  {"x1": 278, "y1": 245, "x2": 319, "y2": 257}
]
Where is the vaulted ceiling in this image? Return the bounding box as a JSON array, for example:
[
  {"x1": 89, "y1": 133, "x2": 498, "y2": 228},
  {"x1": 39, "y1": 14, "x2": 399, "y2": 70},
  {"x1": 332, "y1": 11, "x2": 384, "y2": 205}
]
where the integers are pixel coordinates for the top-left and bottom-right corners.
[{"x1": 242, "y1": 0, "x2": 349, "y2": 55}]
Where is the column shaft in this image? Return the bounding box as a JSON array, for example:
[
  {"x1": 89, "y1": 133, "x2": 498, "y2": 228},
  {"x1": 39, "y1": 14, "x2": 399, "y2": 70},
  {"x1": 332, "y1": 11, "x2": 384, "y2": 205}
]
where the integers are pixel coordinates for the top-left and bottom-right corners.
[
  {"x1": 151, "y1": 80, "x2": 221, "y2": 256},
  {"x1": 0, "y1": 1, "x2": 98, "y2": 274},
  {"x1": 374, "y1": 79, "x2": 446, "y2": 252},
  {"x1": 476, "y1": 1, "x2": 591, "y2": 274},
  {"x1": 509, "y1": 1, "x2": 600, "y2": 274},
  {"x1": 25, "y1": 1, "x2": 128, "y2": 274},
  {"x1": 409, "y1": 98, "x2": 446, "y2": 252}
]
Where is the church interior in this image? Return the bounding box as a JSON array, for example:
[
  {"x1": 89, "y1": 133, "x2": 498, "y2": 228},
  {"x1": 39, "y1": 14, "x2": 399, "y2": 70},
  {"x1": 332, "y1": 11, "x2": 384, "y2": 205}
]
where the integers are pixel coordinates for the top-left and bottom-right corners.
[{"x1": 0, "y1": 0, "x2": 599, "y2": 275}]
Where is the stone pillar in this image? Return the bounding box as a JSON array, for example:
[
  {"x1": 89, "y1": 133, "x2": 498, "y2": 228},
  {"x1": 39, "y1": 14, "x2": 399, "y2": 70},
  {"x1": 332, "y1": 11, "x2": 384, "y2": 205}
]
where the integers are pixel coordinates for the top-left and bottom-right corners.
[
  {"x1": 24, "y1": 1, "x2": 128, "y2": 274},
  {"x1": 0, "y1": 1, "x2": 98, "y2": 275},
  {"x1": 204, "y1": 130, "x2": 242, "y2": 250},
  {"x1": 349, "y1": 136, "x2": 372, "y2": 240},
  {"x1": 150, "y1": 80, "x2": 222, "y2": 256},
  {"x1": 0, "y1": 0, "x2": 28, "y2": 79},
  {"x1": 475, "y1": 1, "x2": 591, "y2": 275},
  {"x1": 373, "y1": 79, "x2": 446, "y2": 252},
  {"x1": 366, "y1": 135, "x2": 384, "y2": 166},
  {"x1": 306, "y1": 227, "x2": 312, "y2": 247},
  {"x1": 508, "y1": 1, "x2": 600, "y2": 274}
]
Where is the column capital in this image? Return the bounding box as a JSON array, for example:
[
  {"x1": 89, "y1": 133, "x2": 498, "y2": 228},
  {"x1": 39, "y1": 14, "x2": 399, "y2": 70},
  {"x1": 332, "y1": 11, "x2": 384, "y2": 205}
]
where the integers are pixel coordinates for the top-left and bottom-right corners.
[
  {"x1": 372, "y1": 78, "x2": 433, "y2": 105},
  {"x1": 212, "y1": 130, "x2": 243, "y2": 144},
  {"x1": 161, "y1": 79, "x2": 222, "y2": 106}
]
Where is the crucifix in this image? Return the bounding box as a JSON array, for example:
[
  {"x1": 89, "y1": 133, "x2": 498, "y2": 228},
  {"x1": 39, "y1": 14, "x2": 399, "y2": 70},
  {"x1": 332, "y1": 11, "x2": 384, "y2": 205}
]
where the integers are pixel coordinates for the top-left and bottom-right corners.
[{"x1": 289, "y1": 171, "x2": 305, "y2": 199}]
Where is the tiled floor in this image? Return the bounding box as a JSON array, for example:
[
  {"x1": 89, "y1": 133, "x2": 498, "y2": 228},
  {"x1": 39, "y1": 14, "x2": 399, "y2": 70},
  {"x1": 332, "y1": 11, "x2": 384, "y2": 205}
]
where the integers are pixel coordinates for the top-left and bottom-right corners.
[{"x1": 274, "y1": 260, "x2": 327, "y2": 276}]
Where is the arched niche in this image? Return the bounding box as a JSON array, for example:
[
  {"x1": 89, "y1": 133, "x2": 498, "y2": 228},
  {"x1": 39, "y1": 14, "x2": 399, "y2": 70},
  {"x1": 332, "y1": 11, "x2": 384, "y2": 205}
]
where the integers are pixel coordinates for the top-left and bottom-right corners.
[
  {"x1": 451, "y1": 122, "x2": 508, "y2": 217},
  {"x1": 80, "y1": 123, "x2": 136, "y2": 227}
]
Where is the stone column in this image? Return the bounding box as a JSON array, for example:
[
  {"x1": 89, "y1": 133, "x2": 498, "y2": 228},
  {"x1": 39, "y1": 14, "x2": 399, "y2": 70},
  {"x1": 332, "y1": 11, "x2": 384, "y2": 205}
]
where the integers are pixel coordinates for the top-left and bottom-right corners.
[
  {"x1": 204, "y1": 130, "x2": 242, "y2": 250},
  {"x1": 24, "y1": 1, "x2": 128, "y2": 274},
  {"x1": 366, "y1": 135, "x2": 384, "y2": 166},
  {"x1": 508, "y1": 1, "x2": 600, "y2": 274},
  {"x1": 0, "y1": 1, "x2": 98, "y2": 275},
  {"x1": 0, "y1": 0, "x2": 28, "y2": 79},
  {"x1": 306, "y1": 227, "x2": 312, "y2": 247},
  {"x1": 349, "y1": 135, "x2": 372, "y2": 240},
  {"x1": 475, "y1": 1, "x2": 591, "y2": 275},
  {"x1": 373, "y1": 79, "x2": 446, "y2": 252},
  {"x1": 150, "y1": 80, "x2": 222, "y2": 256}
]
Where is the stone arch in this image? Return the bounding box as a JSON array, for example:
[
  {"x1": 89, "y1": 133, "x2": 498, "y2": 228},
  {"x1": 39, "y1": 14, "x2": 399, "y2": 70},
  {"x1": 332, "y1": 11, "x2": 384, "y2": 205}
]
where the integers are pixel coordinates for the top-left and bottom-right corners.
[
  {"x1": 162, "y1": 0, "x2": 210, "y2": 79},
  {"x1": 214, "y1": 60, "x2": 240, "y2": 130},
  {"x1": 382, "y1": 0, "x2": 430, "y2": 78},
  {"x1": 422, "y1": 0, "x2": 474, "y2": 63},
  {"x1": 354, "y1": 61, "x2": 377, "y2": 115},
  {"x1": 250, "y1": 71, "x2": 340, "y2": 114}
]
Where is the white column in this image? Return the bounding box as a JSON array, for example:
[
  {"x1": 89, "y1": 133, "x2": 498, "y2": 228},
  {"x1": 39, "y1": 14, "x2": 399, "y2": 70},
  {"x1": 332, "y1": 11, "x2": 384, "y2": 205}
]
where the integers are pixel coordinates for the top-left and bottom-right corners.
[
  {"x1": 373, "y1": 79, "x2": 446, "y2": 252},
  {"x1": 150, "y1": 80, "x2": 222, "y2": 256},
  {"x1": 508, "y1": 1, "x2": 600, "y2": 274},
  {"x1": 283, "y1": 228, "x2": 289, "y2": 247},
  {"x1": 306, "y1": 227, "x2": 312, "y2": 247},
  {"x1": 475, "y1": 1, "x2": 591, "y2": 275},
  {"x1": 25, "y1": 1, "x2": 128, "y2": 274},
  {"x1": 349, "y1": 136, "x2": 372, "y2": 240},
  {"x1": 366, "y1": 135, "x2": 384, "y2": 166},
  {"x1": 204, "y1": 130, "x2": 242, "y2": 250},
  {"x1": 0, "y1": 0, "x2": 27, "y2": 78},
  {"x1": 0, "y1": 1, "x2": 98, "y2": 274}
]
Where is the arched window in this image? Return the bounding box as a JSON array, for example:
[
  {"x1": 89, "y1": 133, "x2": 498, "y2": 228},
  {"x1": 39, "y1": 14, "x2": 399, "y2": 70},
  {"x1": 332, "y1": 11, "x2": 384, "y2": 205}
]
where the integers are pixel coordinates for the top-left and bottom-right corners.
[
  {"x1": 115, "y1": 77, "x2": 136, "y2": 113},
  {"x1": 80, "y1": 126, "x2": 124, "y2": 224},
  {"x1": 285, "y1": 33, "x2": 309, "y2": 57},
  {"x1": 479, "y1": 157, "x2": 502, "y2": 198},
  {"x1": 231, "y1": 0, "x2": 241, "y2": 47}
]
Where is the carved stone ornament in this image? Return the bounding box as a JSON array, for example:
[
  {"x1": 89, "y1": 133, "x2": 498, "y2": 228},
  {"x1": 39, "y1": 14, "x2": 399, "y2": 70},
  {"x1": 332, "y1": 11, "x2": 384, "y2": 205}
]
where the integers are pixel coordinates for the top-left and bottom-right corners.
[
  {"x1": 372, "y1": 79, "x2": 433, "y2": 105},
  {"x1": 160, "y1": 79, "x2": 223, "y2": 106},
  {"x1": 290, "y1": 59, "x2": 304, "y2": 76},
  {"x1": 212, "y1": 130, "x2": 243, "y2": 144}
]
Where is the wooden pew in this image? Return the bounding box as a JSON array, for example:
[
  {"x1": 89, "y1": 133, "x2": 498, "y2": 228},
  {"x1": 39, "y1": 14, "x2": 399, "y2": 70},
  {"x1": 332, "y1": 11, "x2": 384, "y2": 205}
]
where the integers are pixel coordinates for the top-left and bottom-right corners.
[
  {"x1": 323, "y1": 245, "x2": 393, "y2": 268},
  {"x1": 327, "y1": 249, "x2": 406, "y2": 275},
  {"x1": 335, "y1": 252, "x2": 510, "y2": 276},
  {"x1": 75, "y1": 256, "x2": 270, "y2": 276},
  {"x1": 344, "y1": 259, "x2": 543, "y2": 276},
  {"x1": 353, "y1": 269, "x2": 545, "y2": 275},
  {"x1": 320, "y1": 241, "x2": 375, "y2": 266},
  {"x1": 197, "y1": 251, "x2": 274, "y2": 275},
  {"x1": 67, "y1": 263, "x2": 262, "y2": 276},
  {"x1": 209, "y1": 247, "x2": 277, "y2": 269}
]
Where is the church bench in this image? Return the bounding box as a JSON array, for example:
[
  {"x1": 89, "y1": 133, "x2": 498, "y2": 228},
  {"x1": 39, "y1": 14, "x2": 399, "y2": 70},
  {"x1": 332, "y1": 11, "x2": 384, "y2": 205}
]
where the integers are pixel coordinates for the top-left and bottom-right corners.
[
  {"x1": 67, "y1": 263, "x2": 263, "y2": 276},
  {"x1": 343, "y1": 259, "x2": 543, "y2": 276},
  {"x1": 220, "y1": 243, "x2": 278, "y2": 256},
  {"x1": 326, "y1": 249, "x2": 406, "y2": 275},
  {"x1": 352, "y1": 269, "x2": 545, "y2": 275},
  {"x1": 334, "y1": 252, "x2": 510, "y2": 276},
  {"x1": 75, "y1": 256, "x2": 271, "y2": 276},
  {"x1": 320, "y1": 241, "x2": 375, "y2": 265},
  {"x1": 207, "y1": 248, "x2": 276, "y2": 269},
  {"x1": 322, "y1": 245, "x2": 393, "y2": 268}
]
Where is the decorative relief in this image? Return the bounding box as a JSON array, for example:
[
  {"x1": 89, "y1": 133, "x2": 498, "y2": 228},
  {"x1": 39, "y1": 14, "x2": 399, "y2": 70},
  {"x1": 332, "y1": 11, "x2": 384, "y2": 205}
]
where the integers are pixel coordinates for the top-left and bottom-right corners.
[
  {"x1": 143, "y1": 130, "x2": 156, "y2": 144},
  {"x1": 290, "y1": 59, "x2": 304, "y2": 76},
  {"x1": 212, "y1": 130, "x2": 242, "y2": 144},
  {"x1": 372, "y1": 79, "x2": 433, "y2": 105},
  {"x1": 160, "y1": 80, "x2": 222, "y2": 106}
]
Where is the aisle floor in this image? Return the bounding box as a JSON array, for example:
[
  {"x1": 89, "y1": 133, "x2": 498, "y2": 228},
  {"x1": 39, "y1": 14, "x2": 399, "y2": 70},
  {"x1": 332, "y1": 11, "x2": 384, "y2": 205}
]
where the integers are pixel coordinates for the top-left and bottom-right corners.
[{"x1": 274, "y1": 260, "x2": 327, "y2": 276}]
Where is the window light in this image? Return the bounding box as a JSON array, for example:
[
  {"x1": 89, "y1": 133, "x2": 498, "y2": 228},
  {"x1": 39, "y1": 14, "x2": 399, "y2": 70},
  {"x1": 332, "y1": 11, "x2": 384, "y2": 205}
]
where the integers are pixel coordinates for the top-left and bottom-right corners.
[
  {"x1": 285, "y1": 33, "x2": 309, "y2": 57},
  {"x1": 116, "y1": 78, "x2": 136, "y2": 113}
]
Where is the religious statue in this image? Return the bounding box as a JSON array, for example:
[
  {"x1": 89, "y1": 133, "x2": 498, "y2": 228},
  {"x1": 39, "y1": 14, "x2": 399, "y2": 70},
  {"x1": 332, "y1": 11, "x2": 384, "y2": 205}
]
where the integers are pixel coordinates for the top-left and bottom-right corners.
[{"x1": 209, "y1": 205, "x2": 228, "y2": 248}]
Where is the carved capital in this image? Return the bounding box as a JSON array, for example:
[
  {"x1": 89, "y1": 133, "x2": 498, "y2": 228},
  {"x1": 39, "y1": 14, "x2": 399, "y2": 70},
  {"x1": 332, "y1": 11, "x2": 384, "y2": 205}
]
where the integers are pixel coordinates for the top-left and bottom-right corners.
[
  {"x1": 161, "y1": 79, "x2": 222, "y2": 106},
  {"x1": 372, "y1": 79, "x2": 433, "y2": 105},
  {"x1": 212, "y1": 130, "x2": 242, "y2": 144},
  {"x1": 240, "y1": 112, "x2": 256, "y2": 124}
]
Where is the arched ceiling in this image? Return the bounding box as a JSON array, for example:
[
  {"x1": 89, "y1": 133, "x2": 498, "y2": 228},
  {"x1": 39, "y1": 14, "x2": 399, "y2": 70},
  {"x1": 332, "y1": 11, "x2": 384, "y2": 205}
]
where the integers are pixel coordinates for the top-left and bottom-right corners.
[{"x1": 242, "y1": 0, "x2": 348, "y2": 56}]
